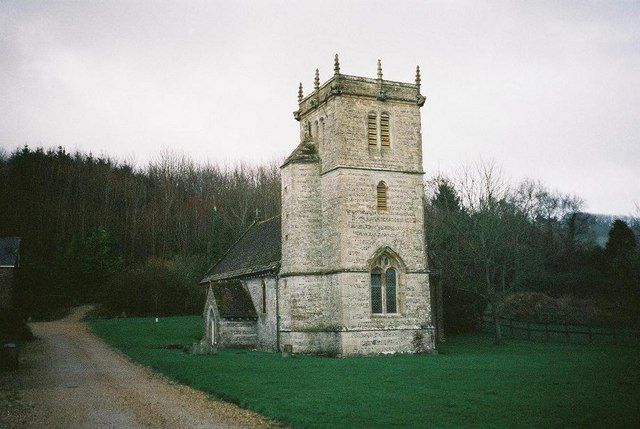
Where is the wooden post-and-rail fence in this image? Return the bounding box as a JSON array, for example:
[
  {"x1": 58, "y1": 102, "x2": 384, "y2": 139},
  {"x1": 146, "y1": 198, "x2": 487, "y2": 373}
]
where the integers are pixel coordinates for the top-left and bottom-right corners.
[{"x1": 483, "y1": 316, "x2": 639, "y2": 344}]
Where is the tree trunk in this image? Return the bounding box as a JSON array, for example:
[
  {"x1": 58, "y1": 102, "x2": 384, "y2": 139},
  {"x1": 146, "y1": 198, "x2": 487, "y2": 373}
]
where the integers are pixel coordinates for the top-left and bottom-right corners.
[{"x1": 492, "y1": 302, "x2": 503, "y2": 345}]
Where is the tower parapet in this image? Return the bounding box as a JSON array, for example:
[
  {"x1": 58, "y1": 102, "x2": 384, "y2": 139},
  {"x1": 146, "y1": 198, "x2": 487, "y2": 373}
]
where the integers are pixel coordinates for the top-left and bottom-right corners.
[{"x1": 294, "y1": 58, "x2": 425, "y2": 122}]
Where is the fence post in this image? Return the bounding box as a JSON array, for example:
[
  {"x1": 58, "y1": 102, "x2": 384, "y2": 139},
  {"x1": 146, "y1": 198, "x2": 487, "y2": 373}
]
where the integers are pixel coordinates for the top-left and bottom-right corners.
[
  {"x1": 527, "y1": 322, "x2": 531, "y2": 341},
  {"x1": 545, "y1": 322, "x2": 549, "y2": 342}
]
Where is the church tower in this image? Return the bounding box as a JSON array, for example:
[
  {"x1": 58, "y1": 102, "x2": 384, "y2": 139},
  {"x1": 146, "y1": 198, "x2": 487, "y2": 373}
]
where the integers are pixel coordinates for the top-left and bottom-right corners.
[{"x1": 280, "y1": 56, "x2": 434, "y2": 355}]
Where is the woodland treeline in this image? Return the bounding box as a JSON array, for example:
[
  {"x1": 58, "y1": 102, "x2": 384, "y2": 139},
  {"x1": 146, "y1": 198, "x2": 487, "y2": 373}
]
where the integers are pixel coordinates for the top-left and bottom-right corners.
[
  {"x1": 1, "y1": 146, "x2": 638, "y2": 342},
  {"x1": 0, "y1": 146, "x2": 279, "y2": 318},
  {"x1": 425, "y1": 164, "x2": 640, "y2": 342}
]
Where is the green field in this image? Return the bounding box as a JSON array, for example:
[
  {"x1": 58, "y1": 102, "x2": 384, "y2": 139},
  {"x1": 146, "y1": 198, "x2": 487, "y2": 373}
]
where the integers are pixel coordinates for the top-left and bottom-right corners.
[{"x1": 89, "y1": 316, "x2": 640, "y2": 428}]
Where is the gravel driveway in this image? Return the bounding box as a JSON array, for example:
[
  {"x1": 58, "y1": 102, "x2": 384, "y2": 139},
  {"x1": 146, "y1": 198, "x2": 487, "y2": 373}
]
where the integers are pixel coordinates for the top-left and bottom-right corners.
[{"x1": 0, "y1": 306, "x2": 275, "y2": 429}]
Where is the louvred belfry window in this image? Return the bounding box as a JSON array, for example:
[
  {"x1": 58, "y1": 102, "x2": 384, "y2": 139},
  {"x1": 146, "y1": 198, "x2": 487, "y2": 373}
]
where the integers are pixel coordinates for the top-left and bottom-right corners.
[
  {"x1": 380, "y1": 113, "x2": 390, "y2": 146},
  {"x1": 368, "y1": 112, "x2": 377, "y2": 146},
  {"x1": 377, "y1": 181, "x2": 388, "y2": 211}
]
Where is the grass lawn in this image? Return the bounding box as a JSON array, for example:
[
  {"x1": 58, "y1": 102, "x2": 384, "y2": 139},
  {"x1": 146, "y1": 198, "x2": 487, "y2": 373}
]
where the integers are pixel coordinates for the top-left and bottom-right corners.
[{"x1": 89, "y1": 316, "x2": 640, "y2": 428}]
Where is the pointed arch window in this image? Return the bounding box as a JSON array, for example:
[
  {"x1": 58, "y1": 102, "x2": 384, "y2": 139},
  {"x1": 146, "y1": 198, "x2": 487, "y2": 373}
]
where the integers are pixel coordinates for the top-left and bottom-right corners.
[
  {"x1": 367, "y1": 112, "x2": 377, "y2": 146},
  {"x1": 370, "y1": 254, "x2": 399, "y2": 314},
  {"x1": 261, "y1": 278, "x2": 267, "y2": 314},
  {"x1": 371, "y1": 268, "x2": 383, "y2": 313},
  {"x1": 208, "y1": 307, "x2": 217, "y2": 345},
  {"x1": 377, "y1": 181, "x2": 388, "y2": 212},
  {"x1": 380, "y1": 113, "x2": 390, "y2": 147}
]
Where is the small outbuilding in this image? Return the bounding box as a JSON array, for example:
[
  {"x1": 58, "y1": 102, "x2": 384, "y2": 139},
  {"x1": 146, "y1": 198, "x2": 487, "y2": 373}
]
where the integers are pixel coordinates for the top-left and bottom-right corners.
[{"x1": 201, "y1": 216, "x2": 280, "y2": 351}]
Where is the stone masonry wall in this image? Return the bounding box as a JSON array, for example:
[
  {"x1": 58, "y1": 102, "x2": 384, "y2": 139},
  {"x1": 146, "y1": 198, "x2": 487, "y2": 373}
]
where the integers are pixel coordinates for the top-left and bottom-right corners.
[
  {"x1": 277, "y1": 275, "x2": 340, "y2": 349},
  {"x1": 218, "y1": 320, "x2": 257, "y2": 348},
  {"x1": 325, "y1": 96, "x2": 423, "y2": 174},
  {"x1": 321, "y1": 169, "x2": 427, "y2": 271},
  {"x1": 281, "y1": 162, "x2": 322, "y2": 275},
  {"x1": 244, "y1": 276, "x2": 278, "y2": 351},
  {"x1": 277, "y1": 271, "x2": 433, "y2": 355}
]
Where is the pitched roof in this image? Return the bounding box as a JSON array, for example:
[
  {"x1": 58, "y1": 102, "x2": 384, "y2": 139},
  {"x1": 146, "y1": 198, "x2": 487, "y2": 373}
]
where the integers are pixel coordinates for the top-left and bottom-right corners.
[
  {"x1": 281, "y1": 133, "x2": 319, "y2": 168},
  {"x1": 0, "y1": 237, "x2": 21, "y2": 267},
  {"x1": 212, "y1": 280, "x2": 258, "y2": 320},
  {"x1": 201, "y1": 215, "x2": 281, "y2": 283}
]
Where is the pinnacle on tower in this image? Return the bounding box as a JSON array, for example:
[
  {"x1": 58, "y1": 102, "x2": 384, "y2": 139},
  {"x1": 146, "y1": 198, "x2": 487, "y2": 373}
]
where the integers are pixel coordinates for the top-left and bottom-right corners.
[
  {"x1": 298, "y1": 82, "x2": 304, "y2": 103},
  {"x1": 314, "y1": 69, "x2": 320, "y2": 90},
  {"x1": 415, "y1": 65, "x2": 421, "y2": 88},
  {"x1": 377, "y1": 59, "x2": 383, "y2": 80},
  {"x1": 334, "y1": 54, "x2": 340, "y2": 75}
]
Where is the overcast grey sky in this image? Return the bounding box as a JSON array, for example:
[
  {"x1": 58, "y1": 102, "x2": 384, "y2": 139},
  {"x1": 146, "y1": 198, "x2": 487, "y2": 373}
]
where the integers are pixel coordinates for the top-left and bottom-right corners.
[{"x1": 1, "y1": 1, "x2": 638, "y2": 215}]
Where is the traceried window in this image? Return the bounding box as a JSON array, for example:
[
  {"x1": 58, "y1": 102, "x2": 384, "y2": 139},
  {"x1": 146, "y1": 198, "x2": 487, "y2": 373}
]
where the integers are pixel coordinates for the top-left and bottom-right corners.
[
  {"x1": 376, "y1": 181, "x2": 388, "y2": 212},
  {"x1": 370, "y1": 254, "x2": 399, "y2": 314},
  {"x1": 380, "y1": 113, "x2": 390, "y2": 147},
  {"x1": 367, "y1": 112, "x2": 377, "y2": 146}
]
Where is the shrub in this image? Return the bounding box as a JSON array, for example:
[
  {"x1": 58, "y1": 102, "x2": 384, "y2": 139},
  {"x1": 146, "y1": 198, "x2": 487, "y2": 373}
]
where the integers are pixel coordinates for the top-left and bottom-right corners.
[
  {"x1": 0, "y1": 308, "x2": 33, "y2": 343},
  {"x1": 100, "y1": 255, "x2": 206, "y2": 317}
]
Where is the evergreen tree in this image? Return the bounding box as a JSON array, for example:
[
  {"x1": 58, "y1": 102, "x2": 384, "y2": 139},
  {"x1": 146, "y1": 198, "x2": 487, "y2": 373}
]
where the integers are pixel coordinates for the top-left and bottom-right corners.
[{"x1": 606, "y1": 219, "x2": 637, "y2": 257}]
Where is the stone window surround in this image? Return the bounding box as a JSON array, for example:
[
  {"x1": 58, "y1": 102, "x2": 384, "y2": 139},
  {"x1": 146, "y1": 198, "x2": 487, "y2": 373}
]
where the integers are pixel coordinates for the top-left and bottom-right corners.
[
  {"x1": 376, "y1": 180, "x2": 388, "y2": 212},
  {"x1": 369, "y1": 249, "x2": 404, "y2": 317}
]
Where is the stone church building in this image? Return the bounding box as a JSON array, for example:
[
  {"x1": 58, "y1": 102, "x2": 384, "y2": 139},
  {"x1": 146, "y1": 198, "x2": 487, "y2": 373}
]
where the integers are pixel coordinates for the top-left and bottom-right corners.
[{"x1": 200, "y1": 56, "x2": 435, "y2": 355}]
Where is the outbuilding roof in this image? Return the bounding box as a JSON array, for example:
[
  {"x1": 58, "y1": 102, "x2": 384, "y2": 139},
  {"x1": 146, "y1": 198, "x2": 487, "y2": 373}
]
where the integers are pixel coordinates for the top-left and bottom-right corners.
[
  {"x1": 0, "y1": 237, "x2": 21, "y2": 268},
  {"x1": 212, "y1": 280, "x2": 258, "y2": 320},
  {"x1": 201, "y1": 216, "x2": 281, "y2": 283},
  {"x1": 281, "y1": 133, "x2": 319, "y2": 168}
]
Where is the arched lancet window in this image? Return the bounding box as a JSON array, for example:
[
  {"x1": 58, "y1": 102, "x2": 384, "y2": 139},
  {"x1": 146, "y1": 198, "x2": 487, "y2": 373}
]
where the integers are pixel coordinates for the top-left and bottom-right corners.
[
  {"x1": 261, "y1": 278, "x2": 267, "y2": 314},
  {"x1": 319, "y1": 117, "x2": 325, "y2": 151},
  {"x1": 377, "y1": 181, "x2": 388, "y2": 212},
  {"x1": 380, "y1": 112, "x2": 390, "y2": 147},
  {"x1": 370, "y1": 253, "x2": 399, "y2": 314},
  {"x1": 208, "y1": 308, "x2": 216, "y2": 345},
  {"x1": 367, "y1": 112, "x2": 377, "y2": 146},
  {"x1": 385, "y1": 268, "x2": 397, "y2": 313},
  {"x1": 371, "y1": 268, "x2": 383, "y2": 313}
]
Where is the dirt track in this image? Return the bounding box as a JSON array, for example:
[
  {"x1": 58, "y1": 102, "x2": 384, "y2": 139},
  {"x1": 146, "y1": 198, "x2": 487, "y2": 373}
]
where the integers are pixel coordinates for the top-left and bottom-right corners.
[{"x1": 0, "y1": 306, "x2": 274, "y2": 428}]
